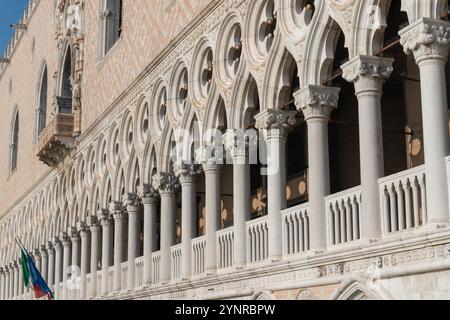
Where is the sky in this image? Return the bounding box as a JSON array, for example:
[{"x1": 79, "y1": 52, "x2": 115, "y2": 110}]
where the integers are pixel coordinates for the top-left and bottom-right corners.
[{"x1": 0, "y1": 0, "x2": 30, "y2": 55}]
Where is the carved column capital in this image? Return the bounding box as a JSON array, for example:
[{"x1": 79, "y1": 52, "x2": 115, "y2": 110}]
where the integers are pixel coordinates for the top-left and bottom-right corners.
[
  {"x1": 223, "y1": 129, "x2": 251, "y2": 163},
  {"x1": 152, "y1": 173, "x2": 180, "y2": 195},
  {"x1": 60, "y1": 232, "x2": 71, "y2": 247},
  {"x1": 47, "y1": 241, "x2": 55, "y2": 254},
  {"x1": 97, "y1": 209, "x2": 114, "y2": 227},
  {"x1": 122, "y1": 193, "x2": 141, "y2": 212},
  {"x1": 294, "y1": 85, "x2": 341, "y2": 121},
  {"x1": 174, "y1": 161, "x2": 202, "y2": 184},
  {"x1": 138, "y1": 184, "x2": 159, "y2": 205},
  {"x1": 69, "y1": 227, "x2": 81, "y2": 243},
  {"x1": 77, "y1": 222, "x2": 90, "y2": 238},
  {"x1": 87, "y1": 215, "x2": 102, "y2": 232},
  {"x1": 109, "y1": 201, "x2": 128, "y2": 220},
  {"x1": 40, "y1": 245, "x2": 49, "y2": 258},
  {"x1": 255, "y1": 109, "x2": 297, "y2": 141},
  {"x1": 341, "y1": 55, "x2": 394, "y2": 96},
  {"x1": 52, "y1": 236, "x2": 62, "y2": 250},
  {"x1": 400, "y1": 17, "x2": 450, "y2": 65}
]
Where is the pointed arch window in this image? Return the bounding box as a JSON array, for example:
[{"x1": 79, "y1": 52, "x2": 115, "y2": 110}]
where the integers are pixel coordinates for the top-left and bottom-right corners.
[
  {"x1": 37, "y1": 65, "x2": 48, "y2": 136},
  {"x1": 10, "y1": 110, "x2": 19, "y2": 173},
  {"x1": 102, "y1": 0, "x2": 123, "y2": 55},
  {"x1": 57, "y1": 46, "x2": 73, "y2": 114}
]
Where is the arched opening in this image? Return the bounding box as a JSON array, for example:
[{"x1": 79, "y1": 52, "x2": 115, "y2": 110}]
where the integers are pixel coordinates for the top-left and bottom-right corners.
[
  {"x1": 282, "y1": 51, "x2": 309, "y2": 209},
  {"x1": 37, "y1": 65, "x2": 48, "y2": 136},
  {"x1": 58, "y1": 46, "x2": 73, "y2": 114},
  {"x1": 10, "y1": 110, "x2": 19, "y2": 173},
  {"x1": 328, "y1": 25, "x2": 360, "y2": 194}
]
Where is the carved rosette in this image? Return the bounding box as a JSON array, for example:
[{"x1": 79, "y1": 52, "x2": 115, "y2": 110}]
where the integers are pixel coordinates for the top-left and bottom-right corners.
[
  {"x1": 174, "y1": 161, "x2": 202, "y2": 184},
  {"x1": 255, "y1": 109, "x2": 297, "y2": 141},
  {"x1": 341, "y1": 55, "x2": 394, "y2": 95},
  {"x1": 152, "y1": 173, "x2": 180, "y2": 195},
  {"x1": 109, "y1": 201, "x2": 128, "y2": 221},
  {"x1": 97, "y1": 209, "x2": 114, "y2": 227},
  {"x1": 399, "y1": 17, "x2": 450, "y2": 65},
  {"x1": 294, "y1": 85, "x2": 341, "y2": 122},
  {"x1": 138, "y1": 184, "x2": 160, "y2": 205}
]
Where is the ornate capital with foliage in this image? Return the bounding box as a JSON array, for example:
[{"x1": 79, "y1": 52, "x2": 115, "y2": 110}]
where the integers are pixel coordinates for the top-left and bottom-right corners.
[
  {"x1": 138, "y1": 184, "x2": 160, "y2": 205},
  {"x1": 109, "y1": 201, "x2": 128, "y2": 220},
  {"x1": 342, "y1": 55, "x2": 393, "y2": 96},
  {"x1": 123, "y1": 193, "x2": 141, "y2": 212},
  {"x1": 152, "y1": 173, "x2": 180, "y2": 195},
  {"x1": 294, "y1": 85, "x2": 341, "y2": 121},
  {"x1": 174, "y1": 161, "x2": 202, "y2": 184},
  {"x1": 400, "y1": 17, "x2": 450, "y2": 65}
]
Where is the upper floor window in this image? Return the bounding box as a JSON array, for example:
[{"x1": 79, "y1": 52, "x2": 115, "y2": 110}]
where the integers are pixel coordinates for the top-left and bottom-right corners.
[
  {"x1": 57, "y1": 46, "x2": 73, "y2": 114},
  {"x1": 102, "y1": 0, "x2": 123, "y2": 56},
  {"x1": 37, "y1": 65, "x2": 48, "y2": 136},
  {"x1": 10, "y1": 110, "x2": 19, "y2": 173}
]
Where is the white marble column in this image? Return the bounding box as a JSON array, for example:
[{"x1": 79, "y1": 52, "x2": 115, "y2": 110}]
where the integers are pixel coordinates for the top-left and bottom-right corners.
[
  {"x1": 6, "y1": 265, "x2": 12, "y2": 300},
  {"x1": 47, "y1": 242, "x2": 55, "y2": 292},
  {"x1": 224, "y1": 130, "x2": 251, "y2": 267},
  {"x1": 70, "y1": 228, "x2": 81, "y2": 300},
  {"x1": 53, "y1": 237, "x2": 63, "y2": 300},
  {"x1": 0, "y1": 268, "x2": 5, "y2": 300},
  {"x1": 175, "y1": 161, "x2": 201, "y2": 279},
  {"x1": 110, "y1": 201, "x2": 128, "y2": 293},
  {"x1": 61, "y1": 232, "x2": 71, "y2": 300},
  {"x1": 255, "y1": 109, "x2": 297, "y2": 259},
  {"x1": 123, "y1": 193, "x2": 141, "y2": 291},
  {"x1": 202, "y1": 159, "x2": 222, "y2": 273},
  {"x1": 40, "y1": 245, "x2": 49, "y2": 283},
  {"x1": 4, "y1": 266, "x2": 10, "y2": 300},
  {"x1": 153, "y1": 173, "x2": 178, "y2": 284},
  {"x1": 18, "y1": 259, "x2": 23, "y2": 298},
  {"x1": 88, "y1": 215, "x2": 101, "y2": 298},
  {"x1": 342, "y1": 55, "x2": 394, "y2": 239},
  {"x1": 400, "y1": 18, "x2": 450, "y2": 223},
  {"x1": 33, "y1": 249, "x2": 42, "y2": 273},
  {"x1": 294, "y1": 85, "x2": 340, "y2": 250},
  {"x1": 78, "y1": 222, "x2": 90, "y2": 300},
  {"x1": 13, "y1": 261, "x2": 19, "y2": 299},
  {"x1": 138, "y1": 184, "x2": 159, "y2": 287},
  {"x1": 98, "y1": 209, "x2": 113, "y2": 296}
]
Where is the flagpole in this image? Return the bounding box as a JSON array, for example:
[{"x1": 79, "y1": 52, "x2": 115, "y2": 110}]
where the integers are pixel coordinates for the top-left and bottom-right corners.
[{"x1": 15, "y1": 236, "x2": 27, "y2": 253}]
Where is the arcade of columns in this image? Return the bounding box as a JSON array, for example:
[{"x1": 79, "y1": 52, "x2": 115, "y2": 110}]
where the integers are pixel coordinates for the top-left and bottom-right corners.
[{"x1": 1, "y1": 0, "x2": 450, "y2": 300}]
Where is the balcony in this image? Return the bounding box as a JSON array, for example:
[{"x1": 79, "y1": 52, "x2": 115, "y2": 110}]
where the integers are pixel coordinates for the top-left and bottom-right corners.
[{"x1": 34, "y1": 111, "x2": 75, "y2": 167}]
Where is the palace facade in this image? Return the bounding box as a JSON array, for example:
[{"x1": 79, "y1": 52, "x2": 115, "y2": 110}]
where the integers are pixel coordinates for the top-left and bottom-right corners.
[{"x1": 1, "y1": 0, "x2": 450, "y2": 300}]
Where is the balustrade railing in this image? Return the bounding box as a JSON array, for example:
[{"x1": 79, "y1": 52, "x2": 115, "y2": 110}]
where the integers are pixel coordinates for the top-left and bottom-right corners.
[
  {"x1": 108, "y1": 266, "x2": 114, "y2": 293},
  {"x1": 379, "y1": 166, "x2": 427, "y2": 234},
  {"x1": 326, "y1": 186, "x2": 362, "y2": 245},
  {"x1": 96, "y1": 270, "x2": 102, "y2": 297},
  {"x1": 171, "y1": 244, "x2": 182, "y2": 280},
  {"x1": 152, "y1": 251, "x2": 161, "y2": 284},
  {"x1": 121, "y1": 262, "x2": 128, "y2": 291},
  {"x1": 192, "y1": 236, "x2": 206, "y2": 276},
  {"x1": 216, "y1": 227, "x2": 234, "y2": 269},
  {"x1": 282, "y1": 203, "x2": 310, "y2": 255},
  {"x1": 246, "y1": 216, "x2": 269, "y2": 263},
  {"x1": 135, "y1": 256, "x2": 144, "y2": 288},
  {"x1": 446, "y1": 156, "x2": 450, "y2": 210}
]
